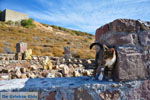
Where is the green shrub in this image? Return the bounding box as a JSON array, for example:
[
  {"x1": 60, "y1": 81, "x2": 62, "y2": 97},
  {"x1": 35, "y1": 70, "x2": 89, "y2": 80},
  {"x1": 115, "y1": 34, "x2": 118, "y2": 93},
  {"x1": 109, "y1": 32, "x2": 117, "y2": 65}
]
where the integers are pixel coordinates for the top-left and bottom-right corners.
[
  {"x1": 21, "y1": 18, "x2": 36, "y2": 28},
  {"x1": 41, "y1": 23, "x2": 49, "y2": 27},
  {"x1": 0, "y1": 10, "x2": 2, "y2": 14},
  {"x1": 50, "y1": 25, "x2": 93, "y2": 36},
  {"x1": 6, "y1": 20, "x2": 14, "y2": 25},
  {"x1": 15, "y1": 21, "x2": 20, "y2": 26}
]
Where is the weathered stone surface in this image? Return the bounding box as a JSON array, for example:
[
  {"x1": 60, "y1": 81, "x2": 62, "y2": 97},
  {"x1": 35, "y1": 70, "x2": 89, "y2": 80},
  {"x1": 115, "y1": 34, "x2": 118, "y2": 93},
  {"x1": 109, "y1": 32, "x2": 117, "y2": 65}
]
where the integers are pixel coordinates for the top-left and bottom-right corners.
[
  {"x1": 73, "y1": 70, "x2": 81, "y2": 77},
  {"x1": 46, "y1": 73, "x2": 55, "y2": 78},
  {"x1": 95, "y1": 19, "x2": 150, "y2": 81},
  {"x1": 99, "y1": 90, "x2": 120, "y2": 100},
  {"x1": 96, "y1": 19, "x2": 150, "y2": 41},
  {"x1": 27, "y1": 72, "x2": 36, "y2": 78},
  {"x1": 86, "y1": 59, "x2": 92, "y2": 64},
  {"x1": 83, "y1": 70, "x2": 93, "y2": 76},
  {"x1": 64, "y1": 46, "x2": 72, "y2": 59},
  {"x1": 99, "y1": 33, "x2": 138, "y2": 46},
  {"x1": 0, "y1": 77, "x2": 150, "y2": 100},
  {"x1": 0, "y1": 74, "x2": 9, "y2": 80},
  {"x1": 55, "y1": 72, "x2": 63, "y2": 77},
  {"x1": 20, "y1": 67, "x2": 26, "y2": 73},
  {"x1": 62, "y1": 64, "x2": 70, "y2": 77},
  {"x1": 139, "y1": 31, "x2": 150, "y2": 46},
  {"x1": 16, "y1": 42, "x2": 27, "y2": 53},
  {"x1": 72, "y1": 64, "x2": 78, "y2": 68},
  {"x1": 113, "y1": 46, "x2": 147, "y2": 81},
  {"x1": 124, "y1": 80, "x2": 150, "y2": 100},
  {"x1": 23, "y1": 49, "x2": 32, "y2": 60},
  {"x1": 74, "y1": 88, "x2": 94, "y2": 100},
  {"x1": 15, "y1": 52, "x2": 22, "y2": 60},
  {"x1": 29, "y1": 64, "x2": 38, "y2": 71},
  {"x1": 20, "y1": 73, "x2": 27, "y2": 78},
  {"x1": 96, "y1": 24, "x2": 109, "y2": 41},
  {"x1": 41, "y1": 57, "x2": 53, "y2": 70},
  {"x1": 46, "y1": 91, "x2": 56, "y2": 100}
]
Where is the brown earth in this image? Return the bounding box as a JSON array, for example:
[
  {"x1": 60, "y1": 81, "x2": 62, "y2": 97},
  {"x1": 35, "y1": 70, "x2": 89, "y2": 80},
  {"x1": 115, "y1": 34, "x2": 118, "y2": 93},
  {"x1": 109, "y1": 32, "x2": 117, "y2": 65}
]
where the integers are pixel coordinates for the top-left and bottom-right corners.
[{"x1": 0, "y1": 21, "x2": 95, "y2": 59}]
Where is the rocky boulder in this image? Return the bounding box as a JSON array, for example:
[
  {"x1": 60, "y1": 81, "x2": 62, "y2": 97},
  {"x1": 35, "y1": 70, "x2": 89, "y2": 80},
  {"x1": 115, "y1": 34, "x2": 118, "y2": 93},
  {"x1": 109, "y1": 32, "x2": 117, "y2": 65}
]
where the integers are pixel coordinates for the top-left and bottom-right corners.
[
  {"x1": 113, "y1": 46, "x2": 148, "y2": 81},
  {"x1": 96, "y1": 19, "x2": 150, "y2": 42},
  {"x1": 23, "y1": 49, "x2": 32, "y2": 60},
  {"x1": 95, "y1": 19, "x2": 150, "y2": 81}
]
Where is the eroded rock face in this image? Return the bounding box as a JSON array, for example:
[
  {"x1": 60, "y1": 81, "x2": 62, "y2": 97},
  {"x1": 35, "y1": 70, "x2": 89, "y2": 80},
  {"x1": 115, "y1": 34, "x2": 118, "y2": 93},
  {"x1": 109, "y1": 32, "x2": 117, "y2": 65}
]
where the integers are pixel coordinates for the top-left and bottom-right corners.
[
  {"x1": 114, "y1": 46, "x2": 148, "y2": 81},
  {"x1": 99, "y1": 90, "x2": 120, "y2": 100},
  {"x1": 139, "y1": 31, "x2": 150, "y2": 46},
  {"x1": 95, "y1": 19, "x2": 150, "y2": 81},
  {"x1": 99, "y1": 33, "x2": 138, "y2": 46},
  {"x1": 96, "y1": 19, "x2": 150, "y2": 42},
  {"x1": 74, "y1": 88, "x2": 94, "y2": 100},
  {"x1": 23, "y1": 49, "x2": 32, "y2": 60}
]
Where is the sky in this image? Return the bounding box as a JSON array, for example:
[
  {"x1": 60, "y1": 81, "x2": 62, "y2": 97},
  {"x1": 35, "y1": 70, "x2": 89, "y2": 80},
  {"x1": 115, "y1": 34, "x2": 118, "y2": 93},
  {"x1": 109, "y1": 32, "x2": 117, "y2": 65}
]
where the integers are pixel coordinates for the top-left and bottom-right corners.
[{"x1": 0, "y1": 0, "x2": 150, "y2": 34}]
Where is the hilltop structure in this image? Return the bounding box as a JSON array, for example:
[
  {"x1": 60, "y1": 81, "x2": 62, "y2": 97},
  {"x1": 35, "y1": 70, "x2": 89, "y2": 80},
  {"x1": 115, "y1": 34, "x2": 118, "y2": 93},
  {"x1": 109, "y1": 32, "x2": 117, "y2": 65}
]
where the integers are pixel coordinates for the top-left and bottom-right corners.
[{"x1": 0, "y1": 9, "x2": 29, "y2": 22}]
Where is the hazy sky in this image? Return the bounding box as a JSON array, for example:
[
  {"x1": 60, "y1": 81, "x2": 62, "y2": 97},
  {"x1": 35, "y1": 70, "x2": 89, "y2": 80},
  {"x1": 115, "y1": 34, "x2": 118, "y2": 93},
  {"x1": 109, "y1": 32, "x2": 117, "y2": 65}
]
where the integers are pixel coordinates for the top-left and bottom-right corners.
[{"x1": 0, "y1": 0, "x2": 150, "y2": 34}]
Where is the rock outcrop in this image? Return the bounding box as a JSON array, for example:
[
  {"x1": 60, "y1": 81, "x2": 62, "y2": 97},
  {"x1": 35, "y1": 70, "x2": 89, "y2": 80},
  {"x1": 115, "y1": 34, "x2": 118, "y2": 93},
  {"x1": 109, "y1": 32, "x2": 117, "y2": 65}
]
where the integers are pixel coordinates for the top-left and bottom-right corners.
[
  {"x1": 96, "y1": 19, "x2": 150, "y2": 42},
  {"x1": 95, "y1": 19, "x2": 150, "y2": 81},
  {"x1": 23, "y1": 49, "x2": 32, "y2": 60}
]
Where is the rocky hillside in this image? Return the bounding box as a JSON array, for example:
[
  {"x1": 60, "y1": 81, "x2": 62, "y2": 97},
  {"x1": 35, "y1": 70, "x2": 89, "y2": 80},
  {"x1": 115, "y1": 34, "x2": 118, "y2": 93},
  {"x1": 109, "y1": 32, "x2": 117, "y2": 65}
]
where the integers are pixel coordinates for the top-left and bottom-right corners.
[{"x1": 0, "y1": 21, "x2": 95, "y2": 59}]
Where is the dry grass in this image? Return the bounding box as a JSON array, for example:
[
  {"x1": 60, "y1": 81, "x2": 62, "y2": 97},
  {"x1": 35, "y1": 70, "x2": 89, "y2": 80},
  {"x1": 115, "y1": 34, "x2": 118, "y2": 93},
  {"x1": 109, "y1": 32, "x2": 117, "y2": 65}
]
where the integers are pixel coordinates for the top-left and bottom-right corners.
[{"x1": 0, "y1": 21, "x2": 95, "y2": 59}]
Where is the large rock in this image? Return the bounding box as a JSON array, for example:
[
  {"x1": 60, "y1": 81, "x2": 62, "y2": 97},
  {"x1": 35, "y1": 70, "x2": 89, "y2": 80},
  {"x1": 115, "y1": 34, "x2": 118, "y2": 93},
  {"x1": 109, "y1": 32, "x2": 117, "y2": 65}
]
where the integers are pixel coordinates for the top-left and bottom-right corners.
[
  {"x1": 64, "y1": 46, "x2": 72, "y2": 59},
  {"x1": 96, "y1": 19, "x2": 150, "y2": 42},
  {"x1": 16, "y1": 42, "x2": 27, "y2": 53},
  {"x1": 74, "y1": 88, "x2": 94, "y2": 100},
  {"x1": 41, "y1": 57, "x2": 53, "y2": 70},
  {"x1": 99, "y1": 33, "x2": 138, "y2": 46},
  {"x1": 46, "y1": 91, "x2": 56, "y2": 100},
  {"x1": 62, "y1": 64, "x2": 70, "y2": 77},
  {"x1": 95, "y1": 19, "x2": 150, "y2": 81},
  {"x1": 99, "y1": 90, "x2": 120, "y2": 100},
  {"x1": 113, "y1": 46, "x2": 148, "y2": 81},
  {"x1": 0, "y1": 77, "x2": 150, "y2": 100},
  {"x1": 139, "y1": 31, "x2": 150, "y2": 46},
  {"x1": 23, "y1": 49, "x2": 32, "y2": 60}
]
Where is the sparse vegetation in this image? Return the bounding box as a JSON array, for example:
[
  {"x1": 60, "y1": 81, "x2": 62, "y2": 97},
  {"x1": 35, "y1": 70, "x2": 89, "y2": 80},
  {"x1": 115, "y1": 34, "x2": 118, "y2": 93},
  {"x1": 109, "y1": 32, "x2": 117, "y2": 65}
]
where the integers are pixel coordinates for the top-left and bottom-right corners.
[
  {"x1": 0, "y1": 21, "x2": 95, "y2": 59},
  {"x1": 15, "y1": 21, "x2": 20, "y2": 26},
  {"x1": 42, "y1": 23, "x2": 93, "y2": 37},
  {"x1": 5, "y1": 20, "x2": 20, "y2": 26},
  {"x1": 21, "y1": 18, "x2": 36, "y2": 28},
  {"x1": 5, "y1": 20, "x2": 14, "y2": 25},
  {"x1": 0, "y1": 10, "x2": 2, "y2": 14}
]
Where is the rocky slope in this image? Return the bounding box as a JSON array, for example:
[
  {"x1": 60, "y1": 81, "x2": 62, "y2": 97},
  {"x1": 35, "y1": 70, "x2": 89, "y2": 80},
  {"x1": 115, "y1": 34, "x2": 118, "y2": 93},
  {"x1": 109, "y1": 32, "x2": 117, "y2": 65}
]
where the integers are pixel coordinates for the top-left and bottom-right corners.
[{"x1": 0, "y1": 21, "x2": 95, "y2": 59}]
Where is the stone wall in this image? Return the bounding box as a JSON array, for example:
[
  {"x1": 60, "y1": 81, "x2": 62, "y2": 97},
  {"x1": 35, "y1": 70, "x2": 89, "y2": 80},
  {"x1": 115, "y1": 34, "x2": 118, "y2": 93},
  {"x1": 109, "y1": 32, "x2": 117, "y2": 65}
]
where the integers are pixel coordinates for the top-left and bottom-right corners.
[
  {"x1": 95, "y1": 19, "x2": 150, "y2": 81},
  {"x1": 0, "y1": 54, "x2": 15, "y2": 60},
  {"x1": 0, "y1": 77, "x2": 149, "y2": 100},
  {"x1": 0, "y1": 9, "x2": 29, "y2": 22}
]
